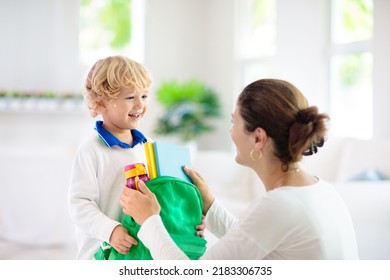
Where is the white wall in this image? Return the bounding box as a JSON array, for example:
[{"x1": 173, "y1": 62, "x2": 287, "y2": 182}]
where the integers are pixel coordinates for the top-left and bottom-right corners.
[
  {"x1": 144, "y1": 0, "x2": 237, "y2": 151},
  {"x1": 275, "y1": 0, "x2": 329, "y2": 111},
  {"x1": 0, "y1": 0, "x2": 84, "y2": 93},
  {"x1": 373, "y1": 0, "x2": 390, "y2": 139},
  {"x1": 1, "y1": 0, "x2": 390, "y2": 152}
]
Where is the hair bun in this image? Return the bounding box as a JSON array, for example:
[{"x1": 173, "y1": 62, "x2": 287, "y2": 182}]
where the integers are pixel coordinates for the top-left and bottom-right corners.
[{"x1": 296, "y1": 107, "x2": 318, "y2": 124}]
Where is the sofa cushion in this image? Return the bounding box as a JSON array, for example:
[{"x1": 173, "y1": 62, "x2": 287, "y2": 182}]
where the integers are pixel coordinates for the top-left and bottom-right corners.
[
  {"x1": 336, "y1": 181, "x2": 390, "y2": 259},
  {"x1": 348, "y1": 169, "x2": 388, "y2": 181},
  {"x1": 300, "y1": 137, "x2": 347, "y2": 182},
  {"x1": 337, "y1": 138, "x2": 390, "y2": 182}
]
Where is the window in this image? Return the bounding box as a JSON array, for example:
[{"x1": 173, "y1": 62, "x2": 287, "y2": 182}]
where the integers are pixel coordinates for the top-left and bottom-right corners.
[
  {"x1": 329, "y1": 0, "x2": 374, "y2": 139},
  {"x1": 238, "y1": 0, "x2": 374, "y2": 140},
  {"x1": 237, "y1": 0, "x2": 276, "y2": 86},
  {"x1": 79, "y1": 0, "x2": 145, "y2": 66}
]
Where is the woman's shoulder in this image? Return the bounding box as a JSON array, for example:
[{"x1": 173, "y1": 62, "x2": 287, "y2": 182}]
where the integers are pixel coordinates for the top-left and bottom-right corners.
[
  {"x1": 251, "y1": 181, "x2": 329, "y2": 211},
  {"x1": 257, "y1": 179, "x2": 340, "y2": 215}
]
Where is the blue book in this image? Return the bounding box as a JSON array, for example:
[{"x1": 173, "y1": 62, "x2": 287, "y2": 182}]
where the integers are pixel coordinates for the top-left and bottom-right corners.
[{"x1": 153, "y1": 141, "x2": 193, "y2": 183}]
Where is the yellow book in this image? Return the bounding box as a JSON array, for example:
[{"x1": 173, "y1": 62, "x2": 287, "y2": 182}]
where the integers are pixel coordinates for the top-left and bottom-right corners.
[{"x1": 144, "y1": 142, "x2": 157, "y2": 179}]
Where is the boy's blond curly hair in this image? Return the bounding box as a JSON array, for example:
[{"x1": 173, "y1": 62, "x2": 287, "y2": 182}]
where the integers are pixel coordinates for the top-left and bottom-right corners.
[{"x1": 84, "y1": 55, "x2": 153, "y2": 117}]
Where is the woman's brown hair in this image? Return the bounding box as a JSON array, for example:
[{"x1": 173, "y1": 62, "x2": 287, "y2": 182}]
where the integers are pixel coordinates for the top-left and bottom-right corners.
[{"x1": 238, "y1": 79, "x2": 329, "y2": 171}]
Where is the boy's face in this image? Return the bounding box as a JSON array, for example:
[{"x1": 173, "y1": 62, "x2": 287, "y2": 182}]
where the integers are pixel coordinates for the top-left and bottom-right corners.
[{"x1": 101, "y1": 86, "x2": 149, "y2": 133}]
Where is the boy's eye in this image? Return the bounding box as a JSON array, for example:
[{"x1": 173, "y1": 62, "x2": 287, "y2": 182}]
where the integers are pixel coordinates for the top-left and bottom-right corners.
[
  {"x1": 125, "y1": 96, "x2": 134, "y2": 100},
  {"x1": 142, "y1": 95, "x2": 148, "y2": 99}
]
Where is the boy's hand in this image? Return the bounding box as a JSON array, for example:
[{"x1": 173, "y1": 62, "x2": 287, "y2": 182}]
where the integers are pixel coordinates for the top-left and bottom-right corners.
[
  {"x1": 109, "y1": 225, "x2": 138, "y2": 254},
  {"x1": 196, "y1": 215, "x2": 206, "y2": 239}
]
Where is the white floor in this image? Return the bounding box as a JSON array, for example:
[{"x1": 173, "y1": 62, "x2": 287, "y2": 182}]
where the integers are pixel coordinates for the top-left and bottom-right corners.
[{"x1": 0, "y1": 239, "x2": 77, "y2": 260}]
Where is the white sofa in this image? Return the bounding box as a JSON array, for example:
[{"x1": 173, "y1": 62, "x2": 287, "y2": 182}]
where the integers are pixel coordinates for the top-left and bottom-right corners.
[
  {"x1": 193, "y1": 137, "x2": 390, "y2": 260},
  {"x1": 0, "y1": 146, "x2": 78, "y2": 259},
  {"x1": 1, "y1": 137, "x2": 389, "y2": 260},
  {"x1": 301, "y1": 137, "x2": 390, "y2": 260}
]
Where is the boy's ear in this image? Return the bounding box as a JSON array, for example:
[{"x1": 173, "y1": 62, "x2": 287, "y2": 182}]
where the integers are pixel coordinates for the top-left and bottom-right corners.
[{"x1": 96, "y1": 101, "x2": 108, "y2": 114}]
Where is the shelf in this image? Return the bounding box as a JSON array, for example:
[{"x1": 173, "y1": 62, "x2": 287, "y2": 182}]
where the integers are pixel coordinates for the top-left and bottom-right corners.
[{"x1": 0, "y1": 98, "x2": 87, "y2": 113}]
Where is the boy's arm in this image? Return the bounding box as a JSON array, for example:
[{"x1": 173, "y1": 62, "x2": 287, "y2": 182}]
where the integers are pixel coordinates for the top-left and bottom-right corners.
[{"x1": 68, "y1": 145, "x2": 120, "y2": 243}]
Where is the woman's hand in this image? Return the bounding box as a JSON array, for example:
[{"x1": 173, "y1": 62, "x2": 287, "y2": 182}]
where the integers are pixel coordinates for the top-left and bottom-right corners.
[
  {"x1": 120, "y1": 180, "x2": 161, "y2": 225},
  {"x1": 183, "y1": 166, "x2": 215, "y2": 215}
]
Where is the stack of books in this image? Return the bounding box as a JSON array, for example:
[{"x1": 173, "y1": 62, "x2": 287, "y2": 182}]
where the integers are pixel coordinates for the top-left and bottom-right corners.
[{"x1": 144, "y1": 141, "x2": 192, "y2": 183}]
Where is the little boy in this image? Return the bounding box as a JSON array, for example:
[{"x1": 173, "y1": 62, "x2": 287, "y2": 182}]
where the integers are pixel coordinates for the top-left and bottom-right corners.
[{"x1": 68, "y1": 55, "x2": 152, "y2": 259}]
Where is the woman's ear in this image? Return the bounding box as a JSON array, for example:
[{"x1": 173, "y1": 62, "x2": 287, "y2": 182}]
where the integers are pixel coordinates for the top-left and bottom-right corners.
[{"x1": 253, "y1": 127, "x2": 268, "y2": 149}]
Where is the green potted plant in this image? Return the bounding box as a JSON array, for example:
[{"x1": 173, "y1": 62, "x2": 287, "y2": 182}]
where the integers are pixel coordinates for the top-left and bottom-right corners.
[{"x1": 154, "y1": 79, "x2": 221, "y2": 143}]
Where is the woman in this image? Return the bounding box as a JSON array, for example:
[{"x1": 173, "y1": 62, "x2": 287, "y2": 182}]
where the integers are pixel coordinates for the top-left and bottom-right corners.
[{"x1": 120, "y1": 78, "x2": 359, "y2": 260}]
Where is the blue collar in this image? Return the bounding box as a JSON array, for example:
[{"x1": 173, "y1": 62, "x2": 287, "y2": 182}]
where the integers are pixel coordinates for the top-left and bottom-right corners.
[{"x1": 95, "y1": 120, "x2": 147, "y2": 148}]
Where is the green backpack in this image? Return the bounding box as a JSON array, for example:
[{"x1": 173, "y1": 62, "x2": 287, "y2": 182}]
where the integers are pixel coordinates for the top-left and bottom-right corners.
[{"x1": 94, "y1": 176, "x2": 207, "y2": 260}]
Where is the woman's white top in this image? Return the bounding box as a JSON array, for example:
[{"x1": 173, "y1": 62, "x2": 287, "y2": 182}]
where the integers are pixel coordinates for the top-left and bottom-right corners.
[{"x1": 138, "y1": 179, "x2": 359, "y2": 260}]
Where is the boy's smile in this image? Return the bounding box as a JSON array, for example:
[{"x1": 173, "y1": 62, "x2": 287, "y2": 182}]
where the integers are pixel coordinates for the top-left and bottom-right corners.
[
  {"x1": 128, "y1": 112, "x2": 142, "y2": 120},
  {"x1": 101, "y1": 86, "x2": 149, "y2": 144}
]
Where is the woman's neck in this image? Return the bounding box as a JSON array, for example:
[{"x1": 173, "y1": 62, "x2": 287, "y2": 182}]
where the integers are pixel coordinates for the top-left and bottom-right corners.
[{"x1": 267, "y1": 167, "x2": 301, "y2": 191}]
